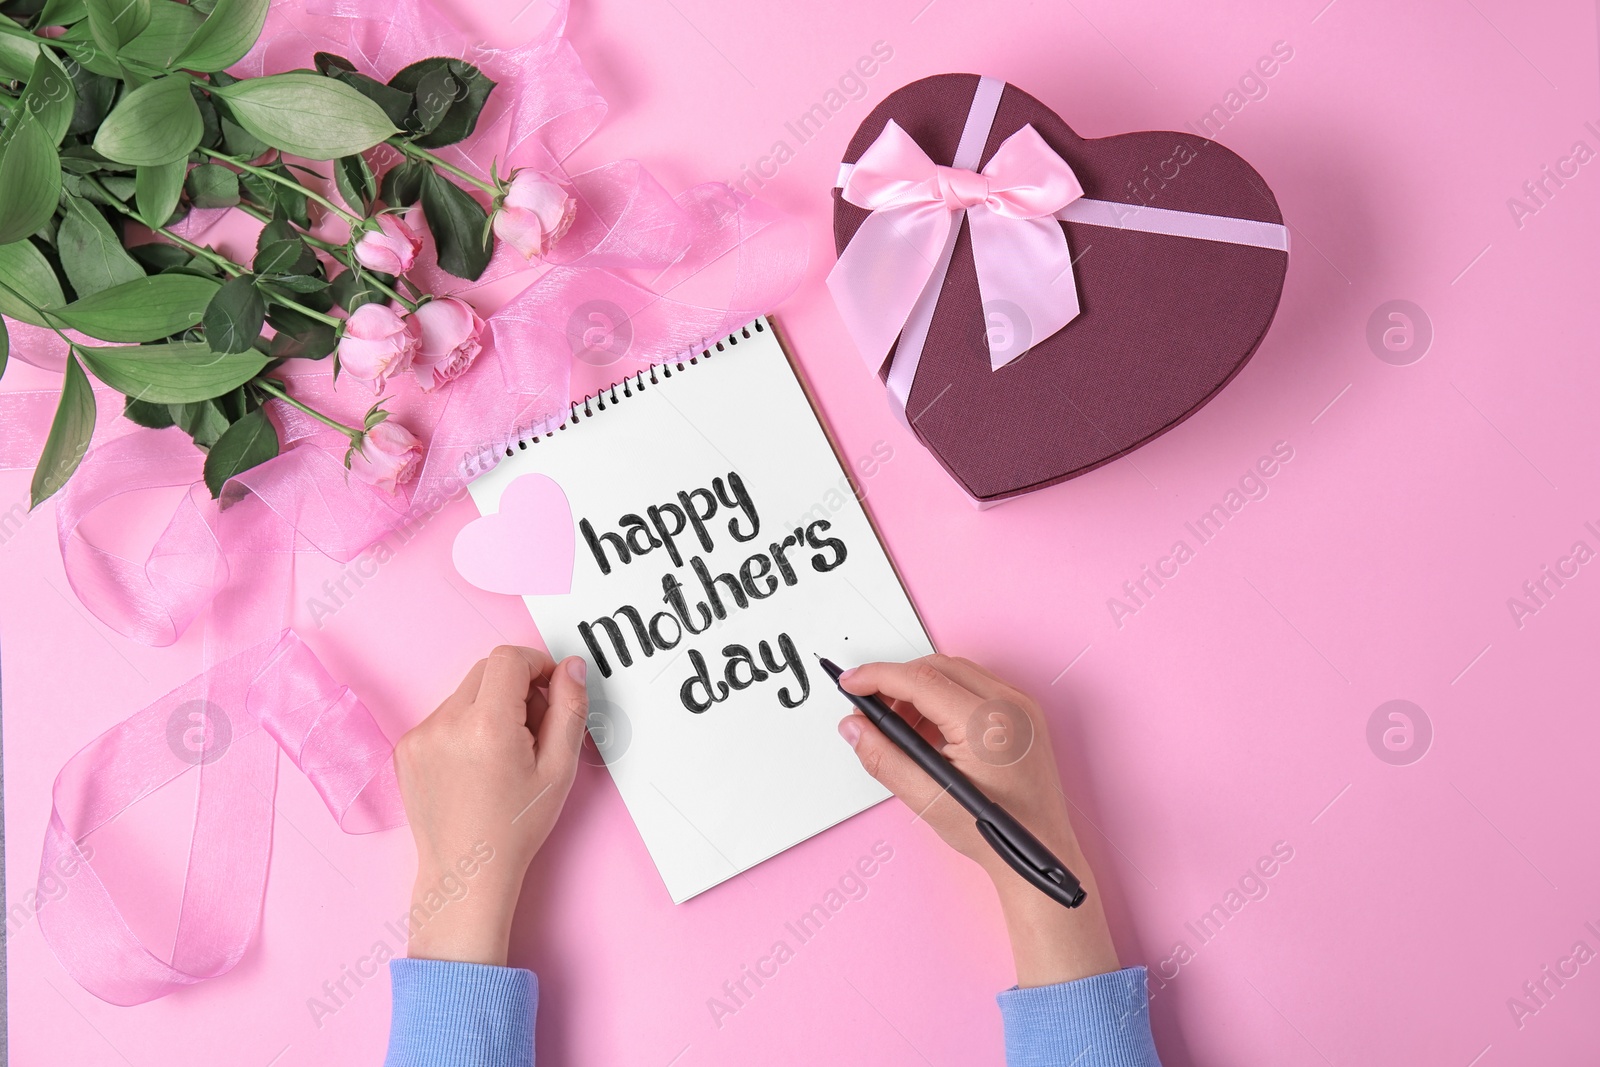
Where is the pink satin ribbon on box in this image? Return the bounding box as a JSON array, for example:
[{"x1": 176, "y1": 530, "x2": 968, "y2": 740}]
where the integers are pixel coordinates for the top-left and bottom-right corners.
[
  {"x1": 0, "y1": 0, "x2": 806, "y2": 1005},
  {"x1": 827, "y1": 75, "x2": 1290, "y2": 423},
  {"x1": 828, "y1": 118, "x2": 1085, "y2": 377}
]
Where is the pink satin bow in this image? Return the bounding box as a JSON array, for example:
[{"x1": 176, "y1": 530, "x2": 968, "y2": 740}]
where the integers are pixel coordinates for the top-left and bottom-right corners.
[{"x1": 828, "y1": 119, "x2": 1085, "y2": 373}]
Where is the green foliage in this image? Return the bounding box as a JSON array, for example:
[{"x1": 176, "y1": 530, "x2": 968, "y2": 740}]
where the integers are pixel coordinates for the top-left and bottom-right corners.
[
  {"x1": 334, "y1": 153, "x2": 376, "y2": 214},
  {"x1": 0, "y1": 4, "x2": 513, "y2": 496},
  {"x1": 84, "y1": 0, "x2": 152, "y2": 51},
  {"x1": 203, "y1": 406, "x2": 277, "y2": 497},
  {"x1": 421, "y1": 169, "x2": 492, "y2": 280},
  {"x1": 135, "y1": 157, "x2": 187, "y2": 227},
  {"x1": 185, "y1": 161, "x2": 239, "y2": 207},
  {"x1": 175, "y1": 0, "x2": 271, "y2": 72},
  {"x1": 30, "y1": 352, "x2": 95, "y2": 508},
  {"x1": 387, "y1": 57, "x2": 495, "y2": 148},
  {"x1": 51, "y1": 273, "x2": 219, "y2": 341},
  {"x1": 0, "y1": 239, "x2": 67, "y2": 326},
  {"x1": 76, "y1": 338, "x2": 268, "y2": 402},
  {"x1": 0, "y1": 110, "x2": 62, "y2": 245},
  {"x1": 119, "y1": 1, "x2": 204, "y2": 68},
  {"x1": 202, "y1": 274, "x2": 264, "y2": 353},
  {"x1": 18, "y1": 51, "x2": 77, "y2": 146},
  {"x1": 313, "y1": 51, "x2": 413, "y2": 126},
  {"x1": 94, "y1": 75, "x2": 204, "y2": 165},
  {"x1": 56, "y1": 194, "x2": 146, "y2": 298},
  {"x1": 211, "y1": 73, "x2": 399, "y2": 160}
]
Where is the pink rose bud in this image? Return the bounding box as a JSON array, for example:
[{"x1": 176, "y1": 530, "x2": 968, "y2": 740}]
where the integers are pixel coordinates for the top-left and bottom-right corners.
[
  {"x1": 492, "y1": 170, "x2": 576, "y2": 261},
  {"x1": 411, "y1": 297, "x2": 486, "y2": 392},
  {"x1": 352, "y1": 214, "x2": 422, "y2": 275},
  {"x1": 337, "y1": 303, "x2": 420, "y2": 392},
  {"x1": 349, "y1": 420, "x2": 423, "y2": 494}
]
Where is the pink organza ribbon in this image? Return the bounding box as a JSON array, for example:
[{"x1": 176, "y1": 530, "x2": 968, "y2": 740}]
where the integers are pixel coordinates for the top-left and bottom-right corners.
[
  {"x1": 0, "y1": 0, "x2": 805, "y2": 1004},
  {"x1": 827, "y1": 118, "x2": 1085, "y2": 376},
  {"x1": 38, "y1": 630, "x2": 402, "y2": 1005}
]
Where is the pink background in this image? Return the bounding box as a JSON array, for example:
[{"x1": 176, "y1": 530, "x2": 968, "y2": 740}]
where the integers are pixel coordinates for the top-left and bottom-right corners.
[{"x1": 6, "y1": 0, "x2": 1600, "y2": 1063}]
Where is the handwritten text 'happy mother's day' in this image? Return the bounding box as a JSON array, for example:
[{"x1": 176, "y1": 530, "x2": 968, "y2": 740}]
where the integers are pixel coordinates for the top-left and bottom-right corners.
[{"x1": 576, "y1": 473, "x2": 849, "y2": 713}]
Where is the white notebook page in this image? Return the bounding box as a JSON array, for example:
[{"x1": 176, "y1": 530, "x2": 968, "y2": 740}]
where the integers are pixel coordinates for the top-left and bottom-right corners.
[{"x1": 462, "y1": 318, "x2": 933, "y2": 902}]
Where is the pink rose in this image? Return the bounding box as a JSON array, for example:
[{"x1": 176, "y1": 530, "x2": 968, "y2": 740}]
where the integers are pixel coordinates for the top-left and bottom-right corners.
[
  {"x1": 337, "y1": 303, "x2": 419, "y2": 391},
  {"x1": 353, "y1": 214, "x2": 422, "y2": 275},
  {"x1": 348, "y1": 420, "x2": 423, "y2": 494},
  {"x1": 411, "y1": 297, "x2": 486, "y2": 391},
  {"x1": 492, "y1": 170, "x2": 576, "y2": 261}
]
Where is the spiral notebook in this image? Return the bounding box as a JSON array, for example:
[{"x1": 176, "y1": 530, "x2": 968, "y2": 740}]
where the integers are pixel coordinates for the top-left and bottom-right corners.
[{"x1": 456, "y1": 318, "x2": 933, "y2": 902}]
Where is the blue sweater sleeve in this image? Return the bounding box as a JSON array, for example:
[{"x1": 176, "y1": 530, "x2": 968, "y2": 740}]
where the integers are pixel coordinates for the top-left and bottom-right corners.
[
  {"x1": 384, "y1": 959, "x2": 538, "y2": 1067},
  {"x1": 997, "y1": 966, "x2": 1162, "y2": 1067}
]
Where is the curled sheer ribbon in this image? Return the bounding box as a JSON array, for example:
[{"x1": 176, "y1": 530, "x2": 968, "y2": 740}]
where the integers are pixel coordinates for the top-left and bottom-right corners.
[
  {"x1": 0, "y1": 0, "x2": 806, "y2": 1004},
  {"x1": 38, "y1": 630, "x2": 403, "y2": 1006}
]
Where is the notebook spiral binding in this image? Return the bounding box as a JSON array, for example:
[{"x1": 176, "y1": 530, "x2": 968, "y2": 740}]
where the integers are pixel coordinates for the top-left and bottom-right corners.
[{"x1": 460, "y1": 318, "x2": 769, "y2": 479}]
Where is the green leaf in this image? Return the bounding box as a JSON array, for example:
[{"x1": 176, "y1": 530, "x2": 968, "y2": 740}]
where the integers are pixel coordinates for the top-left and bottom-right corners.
[
  {"x1": 57, "y1": 194, "x2": 146, "y2": 299},
  {"x1": 52, "y1": 273, "x2": 220, "y2": 342},
  {"x1": 99, "y1": 174, "x2": 137, "y2": 201},
  {"x1": 263, "y1": 161, "x2": 308, "y2": 225},
  {"x1": 334, "y1": 154, "x2": 375, "y2": 214},
  {"x1": 254, "y1": 237, "x2": 315, "y2": 276},
  {"x1": 94, "y1": 75, "x2": 203, "y2": 167},
  {"x1": 123, "y1": 395, "x2": 176, "y2": 428},
  {"x1": 174, "y1": 0, "x2": 270, "y2": 72},
  {"x1": 380, "y1": 158, "x2": 428, "y2": 206},
  {"x1": 135, "y1": 158, "x2": 187, "y2": 227},
  {"x1": 0, "y1": 316, "x2": 8, "y2": 382},
  {"x1": 67, "y1": 68, "x2": 118, "y2": 135},
  {"x1": 170, "y1": 397, "x2": 229, "y2": 445},
  {"x1": 0, "y1": 113, "x2": 63, "y2": 246},
  {"x1": 408, "y1": 65, "x2": 457, "y2": 137},
  {"x1": 76, "y1": 339, "x2": 268, "y2": 402},
  {"x1": 420, "y1": 169, "x2": 492, "y2": 280},
  {"x1": 30, "y1": 353, "x2": 96, "y2": 509},
  {"x1": 314, "y1": 51, "x2": 414, "y2": 126},
  {"x1": 388, "y1": 57, "x2": 495, "y2": 149},
  {"x1": 128, "y1": 242, "x2": 193, "y2": 273},
  {"x1": 85, "y1": 0, "x2": 151, "y2": 52},
  {"x1": 261, "y1": 274, "x2": 328, "y2": 294},
  {"x1": 330, "y1": 267, "x2": 386, "y2": 313},
  {"x1": 265, "y1": 304, "x2": 337, "y2": 359},
  {"x1": 215, "y1": 114, "x2": 268, "y2": 160},
  {"x1": 0, "y1": 26, "x2": 42, "y2": 82},
  {"x1": 202, "y1": 274, "x2": 264, "y2": 353},
  {"x1": 18, "y1": 51, "x2": 77, "y2": 147},
  {"x1": 254, "y1": 212, "x2": 293, "y2": 252},
  {"x1": 185, "y1": 161, "x2": 239, "y2": 208},
  {"x1": 119, "y1": 0, "x2": 204, "y2": 67},
  {"x1": 203, "y1": 406, "x2": 277, "y2": 497},
  {"x1": 210, "y1": 73, "x2": 400, "y2": 161},
  {"x1": 37, "y1": 0, "x2": 90, "y2": 28},
  {"x1": 195, "y1": 90, "x2": 222, "y2": 148},
  {"x1": 0, "y1": 240, "x2": 67, "y2": 326}
]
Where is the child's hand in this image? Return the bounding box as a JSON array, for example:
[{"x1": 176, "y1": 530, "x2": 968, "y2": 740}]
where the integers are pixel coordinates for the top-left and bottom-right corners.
[
  {"x1": 838, "y1": 655, "x2": 1121, "y2": 986},
  {"x1": 394, "y1": 646, "x2": 589, "y2": 966}
]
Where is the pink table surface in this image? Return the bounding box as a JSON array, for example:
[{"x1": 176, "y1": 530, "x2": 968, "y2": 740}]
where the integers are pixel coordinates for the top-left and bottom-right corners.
[{"x1": 6, "y1": 0, "x2": 1600, "y2": 1063}]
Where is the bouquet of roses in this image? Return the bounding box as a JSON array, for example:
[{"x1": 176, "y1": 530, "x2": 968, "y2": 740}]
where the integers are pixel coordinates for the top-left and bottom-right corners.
[{"x1": 0, "y1": 0, "x2": 574, "y2": 505}]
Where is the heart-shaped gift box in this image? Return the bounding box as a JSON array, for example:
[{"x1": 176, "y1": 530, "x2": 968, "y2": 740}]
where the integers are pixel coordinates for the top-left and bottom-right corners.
[{"x1": 830, "y1": 74, "x2": 1289, "y2": 504}]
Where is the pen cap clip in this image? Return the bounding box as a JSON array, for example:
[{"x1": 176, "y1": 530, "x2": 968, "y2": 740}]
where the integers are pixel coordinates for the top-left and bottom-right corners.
[{"x1": 975, "y1": 818, "x2": 1087, "y2": 909}]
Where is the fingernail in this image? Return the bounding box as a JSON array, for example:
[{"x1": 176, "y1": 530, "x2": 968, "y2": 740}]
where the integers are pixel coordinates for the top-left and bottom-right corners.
[
  {"x1": 838, "y1": 667, "x2": 857, "y2": 684},
  {"x1": 837, "y1": 717, "x2": 862, "y2": 746},
  {"x1": 567, "y1": 658, "x2": 587, "y2": 684}
]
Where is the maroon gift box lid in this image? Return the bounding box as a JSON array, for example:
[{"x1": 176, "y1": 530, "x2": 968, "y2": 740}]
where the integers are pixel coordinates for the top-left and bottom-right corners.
[{"x1": 832, "y1": 74, "x2": 1289, "y2": 504}]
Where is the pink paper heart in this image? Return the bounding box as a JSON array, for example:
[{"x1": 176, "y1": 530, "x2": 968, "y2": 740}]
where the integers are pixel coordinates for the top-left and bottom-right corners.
[{"x1": 453, "y1": 473, "x2": 576, "y2": 595}]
